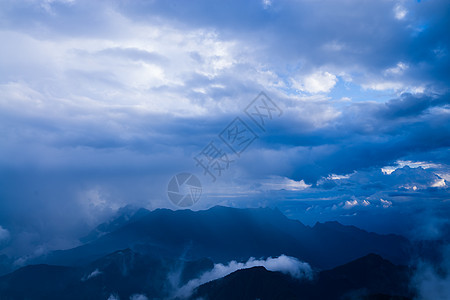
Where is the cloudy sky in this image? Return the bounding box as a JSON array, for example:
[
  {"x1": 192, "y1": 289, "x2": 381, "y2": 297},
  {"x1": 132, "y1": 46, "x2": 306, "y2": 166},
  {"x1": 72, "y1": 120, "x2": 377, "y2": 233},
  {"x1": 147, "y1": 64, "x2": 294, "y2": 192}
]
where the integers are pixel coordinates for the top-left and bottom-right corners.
[{"x1": 0, "y1": 0, "x2": 449, "y2": 260}]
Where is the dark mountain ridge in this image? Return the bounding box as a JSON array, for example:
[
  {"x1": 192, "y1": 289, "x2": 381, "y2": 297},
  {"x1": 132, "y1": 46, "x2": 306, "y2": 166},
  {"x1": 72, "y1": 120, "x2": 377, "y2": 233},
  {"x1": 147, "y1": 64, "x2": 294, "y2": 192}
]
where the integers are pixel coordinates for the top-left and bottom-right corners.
[
  {"x1": 36, "y1": 206, "x2": 411, "y2": 270},
  {"x1": 192, "y1": 253, "x2": 414, "y2": 300},
  {"x1": 0, "y1": 248, "x2": 214, "y2": 300},
  {"x1": 0, "y1": 206, "x2": 415, "y2": 299},
  {"x1": 0, "y1": 252, "x2": 414, "y2": 300}
]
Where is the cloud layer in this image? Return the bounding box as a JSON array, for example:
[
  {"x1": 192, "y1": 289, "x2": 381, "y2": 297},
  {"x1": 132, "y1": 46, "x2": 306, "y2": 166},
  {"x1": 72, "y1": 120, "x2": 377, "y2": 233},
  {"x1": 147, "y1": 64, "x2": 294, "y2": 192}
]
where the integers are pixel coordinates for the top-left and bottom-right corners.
[{"x1": 173, "y1": 255, "x2": 312, "y2": 298}]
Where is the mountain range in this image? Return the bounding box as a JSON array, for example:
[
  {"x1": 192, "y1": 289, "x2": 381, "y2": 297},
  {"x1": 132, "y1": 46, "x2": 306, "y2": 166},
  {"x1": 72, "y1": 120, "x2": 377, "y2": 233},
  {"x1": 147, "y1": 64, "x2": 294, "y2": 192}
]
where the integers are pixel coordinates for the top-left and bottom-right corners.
[
  {"x1": 0, "y1": 206, "x2": 416, "y2": 299},
  {"x1": 36, "y1": 206, "x2": 411, "y2": 269}
]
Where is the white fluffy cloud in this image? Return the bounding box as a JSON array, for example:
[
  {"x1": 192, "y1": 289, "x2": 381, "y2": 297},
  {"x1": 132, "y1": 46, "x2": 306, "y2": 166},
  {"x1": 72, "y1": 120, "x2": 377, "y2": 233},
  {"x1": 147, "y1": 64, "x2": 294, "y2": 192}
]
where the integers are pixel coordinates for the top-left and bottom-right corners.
[
  {"x1": 394, "y1": 5, "x2": 408, "y2": 20},
  {"x1": 343, "y1": 199, "x2": 370, "y2": 209},
  {"x1": 291, "y1": 71, "x2": 338, "y2": 94},
  {"x1": 380, "y1": 199, "x2": 392, "y2": 208},
  {"x1": 0, "y1": 21, "x2": 239, "y2": 117},
  {"x1": 174, "y1": 255, "x2": 312, "y2": 298},
  {"x1": 260, "y1": 176, "x2": 311, "y2": 191}
]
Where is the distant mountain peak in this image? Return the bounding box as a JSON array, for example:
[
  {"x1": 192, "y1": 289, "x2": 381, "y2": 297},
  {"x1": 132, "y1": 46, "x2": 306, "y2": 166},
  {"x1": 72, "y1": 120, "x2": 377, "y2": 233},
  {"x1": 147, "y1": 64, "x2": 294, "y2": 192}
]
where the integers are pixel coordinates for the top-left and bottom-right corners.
[
  {"x1": 312, "y1": 220, "x2": 358, "y2": 231},
  {"x1": 80, "y1": 206, "x2": 150, "y2": 244}
]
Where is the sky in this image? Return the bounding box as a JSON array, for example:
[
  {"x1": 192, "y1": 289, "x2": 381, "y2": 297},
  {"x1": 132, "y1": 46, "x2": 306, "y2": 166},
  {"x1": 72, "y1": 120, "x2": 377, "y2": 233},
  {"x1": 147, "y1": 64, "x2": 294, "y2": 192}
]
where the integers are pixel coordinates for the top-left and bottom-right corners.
[{"x1": 0, "y1": 0, "x2": 449, "y2": 261}]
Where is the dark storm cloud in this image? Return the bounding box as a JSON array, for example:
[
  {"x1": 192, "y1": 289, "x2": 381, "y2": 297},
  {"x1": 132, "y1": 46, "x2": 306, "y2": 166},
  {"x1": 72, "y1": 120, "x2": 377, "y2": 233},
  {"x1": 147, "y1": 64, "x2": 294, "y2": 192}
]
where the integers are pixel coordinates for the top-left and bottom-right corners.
[
  {"x1": 117, "y1": 0, "x2": 450, "y2": 90},
  {"x1": 3, "y1": 0, "x2": 449, "y2": 90},
  {"x1": 234, "y1": 92, "x2": 450, "y2": 183}
]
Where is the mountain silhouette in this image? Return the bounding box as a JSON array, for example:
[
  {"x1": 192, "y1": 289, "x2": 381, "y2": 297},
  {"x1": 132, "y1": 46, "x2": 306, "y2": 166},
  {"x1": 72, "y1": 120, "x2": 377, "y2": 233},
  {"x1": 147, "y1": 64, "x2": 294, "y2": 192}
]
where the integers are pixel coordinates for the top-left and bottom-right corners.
[
  {"x1": 0, "y1": 248, "x2": 213, "y2": 299},
  {"x1": 192, "y1": 253, "x2": 414, "y2": 300},
  {"x1": 0, "y1": 206, "x2": 415, "y2": 299},
  {"x1": 0, "y1": 252, "x2": 414, "y2": 300},
  {"x1": 37, "y1": 206, "x2": 411, "y2": 269}
]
